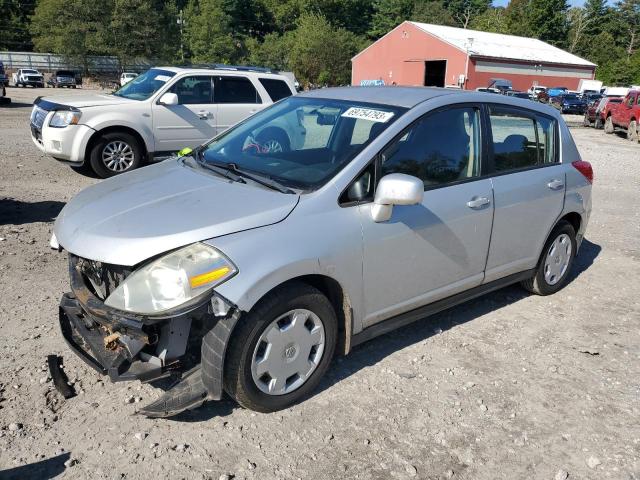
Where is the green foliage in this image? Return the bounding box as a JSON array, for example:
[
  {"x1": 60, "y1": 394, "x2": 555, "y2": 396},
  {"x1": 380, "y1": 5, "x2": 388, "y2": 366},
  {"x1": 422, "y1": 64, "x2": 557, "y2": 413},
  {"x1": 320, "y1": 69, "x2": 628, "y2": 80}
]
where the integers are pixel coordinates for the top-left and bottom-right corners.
[
  {"x1": 0, "y1": 0, "x2": 35, "y2": 50},
  {"x1": 183, "y1": 0, "x2": 242, "y2": 63},
  {"x1": 287, "y1": 13, "x2": 361, "y2": 86},
  {"x1": 469, "y1": 7, "x2": 510, "y2": 33},
  {"x1": 412, "y1": 1, "x2": 456, "y2": 27}
]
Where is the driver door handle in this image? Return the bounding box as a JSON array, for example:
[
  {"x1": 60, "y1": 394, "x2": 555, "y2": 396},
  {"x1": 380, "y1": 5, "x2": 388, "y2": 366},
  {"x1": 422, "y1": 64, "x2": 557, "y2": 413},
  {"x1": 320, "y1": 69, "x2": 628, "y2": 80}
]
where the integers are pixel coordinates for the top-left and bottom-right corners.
[
  {"x1": 198, "y1": 110, "x2": 212, "y2": 120},
  {"x1": 467, "y1": 196, "x2": 490, "y2": 209},
  {"x1": 547, "y1": 179, "x2": 564, "y2": 190}
]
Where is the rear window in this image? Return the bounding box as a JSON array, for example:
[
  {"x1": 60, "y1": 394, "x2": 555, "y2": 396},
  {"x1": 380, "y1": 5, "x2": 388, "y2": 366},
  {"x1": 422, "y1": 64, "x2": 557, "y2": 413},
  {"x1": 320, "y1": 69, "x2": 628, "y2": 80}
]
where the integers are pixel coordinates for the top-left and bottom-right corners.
[
  {"x1": 489, "y1": 107, "x2": 557, "y2": 172},
  {"x1": 214, "y1": 76, "x2": 261, "y2": 104},
  {"x1": 259, "y1": 78, "x2": 293, "y2": 102}
]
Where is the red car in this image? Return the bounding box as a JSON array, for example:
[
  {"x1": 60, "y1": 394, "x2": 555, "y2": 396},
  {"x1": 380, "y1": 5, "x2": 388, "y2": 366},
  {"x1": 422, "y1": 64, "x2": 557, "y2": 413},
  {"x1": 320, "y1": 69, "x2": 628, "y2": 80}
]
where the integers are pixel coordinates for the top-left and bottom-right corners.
[
  {"x1": 584, "y1": 97, "x2": 622, "y2": 129},
  {"x1": 606, "y1": 90, "x2": 640, "y2": 141}
]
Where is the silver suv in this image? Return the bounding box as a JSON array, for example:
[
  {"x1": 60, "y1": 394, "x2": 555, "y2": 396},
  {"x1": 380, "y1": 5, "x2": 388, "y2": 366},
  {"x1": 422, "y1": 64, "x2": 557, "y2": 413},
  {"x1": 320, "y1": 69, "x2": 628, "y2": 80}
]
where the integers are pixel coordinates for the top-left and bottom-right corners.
[
  {"x1": 51, "y1": 87, "x2": 592, "y2": 416},
  {"x1": 30, "y1": 65, "x2": 297, "y2": 178}
]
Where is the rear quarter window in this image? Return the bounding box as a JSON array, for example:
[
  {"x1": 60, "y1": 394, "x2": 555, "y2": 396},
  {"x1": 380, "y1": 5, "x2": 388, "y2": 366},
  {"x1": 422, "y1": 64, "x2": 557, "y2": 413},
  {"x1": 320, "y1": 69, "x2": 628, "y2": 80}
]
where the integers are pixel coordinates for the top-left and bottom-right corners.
[{"x1": 259, "y1": 78, "x2": 293, "y2": 102}]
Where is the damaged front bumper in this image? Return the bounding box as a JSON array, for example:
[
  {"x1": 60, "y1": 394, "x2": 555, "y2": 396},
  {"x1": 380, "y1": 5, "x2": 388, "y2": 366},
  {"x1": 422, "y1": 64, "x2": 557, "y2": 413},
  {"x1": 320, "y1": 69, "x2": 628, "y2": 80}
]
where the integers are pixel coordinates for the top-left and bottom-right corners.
[{"x1": 55, "y1": 254, "x2": 240, "y2": 416}]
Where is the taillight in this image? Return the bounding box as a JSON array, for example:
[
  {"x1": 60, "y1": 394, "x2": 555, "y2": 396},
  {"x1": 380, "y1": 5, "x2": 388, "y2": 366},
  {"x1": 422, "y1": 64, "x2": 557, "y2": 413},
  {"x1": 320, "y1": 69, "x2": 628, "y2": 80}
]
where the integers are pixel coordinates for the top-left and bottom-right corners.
[{"x1": 572, "y1": 160, "x2": 593, "y2": 184}]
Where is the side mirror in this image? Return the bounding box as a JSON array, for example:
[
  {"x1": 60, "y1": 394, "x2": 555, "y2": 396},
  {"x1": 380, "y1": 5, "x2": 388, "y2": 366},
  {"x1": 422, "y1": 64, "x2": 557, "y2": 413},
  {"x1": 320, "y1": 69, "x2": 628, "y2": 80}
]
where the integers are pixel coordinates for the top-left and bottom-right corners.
[
  {"x1": 158, "y1": 92, "x2": 179, "y2": 106},
  {"x1": 371, "y1": 173, "x2": 424, "y2": 222}
]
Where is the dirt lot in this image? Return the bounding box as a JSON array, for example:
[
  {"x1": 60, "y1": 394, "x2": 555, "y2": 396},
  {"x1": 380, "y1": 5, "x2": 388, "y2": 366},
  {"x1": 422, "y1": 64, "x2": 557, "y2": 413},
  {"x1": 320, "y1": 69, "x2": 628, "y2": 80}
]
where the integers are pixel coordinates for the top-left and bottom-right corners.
[{"x1": 0, "y1": 87, "x2": 638, "y2": 480}]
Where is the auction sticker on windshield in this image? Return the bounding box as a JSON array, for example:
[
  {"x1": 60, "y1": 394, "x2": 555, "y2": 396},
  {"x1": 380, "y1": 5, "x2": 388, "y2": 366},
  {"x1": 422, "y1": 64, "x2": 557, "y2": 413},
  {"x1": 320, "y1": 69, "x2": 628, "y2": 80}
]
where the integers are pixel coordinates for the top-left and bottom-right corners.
[
  {"x1": 154, "y1": 75, "x2": 171, "y2": 82},
  {"x1": 341, "y1": 107, "x2": 395, "y2": 123}
]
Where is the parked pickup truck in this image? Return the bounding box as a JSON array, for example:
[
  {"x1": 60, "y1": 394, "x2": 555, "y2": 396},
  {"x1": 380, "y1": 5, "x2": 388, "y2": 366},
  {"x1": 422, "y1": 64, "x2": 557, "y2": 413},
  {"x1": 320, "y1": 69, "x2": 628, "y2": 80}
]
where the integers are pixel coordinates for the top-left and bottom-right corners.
[
  {"x1": 47, "y1": 70, "x2": 77, "y2": 88},
  {"x1": 13, "y1": 68, "x2": 45, "y2": 88},
  {"x1": 605, "y1": 90, "x2": 640, "y2": 142}
]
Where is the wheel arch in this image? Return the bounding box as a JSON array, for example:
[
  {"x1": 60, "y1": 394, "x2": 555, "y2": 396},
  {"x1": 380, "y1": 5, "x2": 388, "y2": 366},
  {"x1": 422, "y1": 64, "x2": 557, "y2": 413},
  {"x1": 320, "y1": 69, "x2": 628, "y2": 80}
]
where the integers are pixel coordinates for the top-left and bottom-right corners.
[
  {"x1": 85, "y1": 125, "x2": 150, "y2": 164},
  {"x1": 243, "y1": 274, "x2": 353, "y2": 356}
]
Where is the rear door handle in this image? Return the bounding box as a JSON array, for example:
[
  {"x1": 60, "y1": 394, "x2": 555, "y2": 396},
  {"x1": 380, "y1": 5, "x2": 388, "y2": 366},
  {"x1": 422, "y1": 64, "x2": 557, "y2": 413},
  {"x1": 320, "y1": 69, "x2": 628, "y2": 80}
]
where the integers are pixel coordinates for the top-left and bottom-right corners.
[
  {"x1": 466, "y1": 196, "x2": 491, "y2": 209},
  {"x1": 547, "y1": 179, "x2": 564, "y2": 190}
]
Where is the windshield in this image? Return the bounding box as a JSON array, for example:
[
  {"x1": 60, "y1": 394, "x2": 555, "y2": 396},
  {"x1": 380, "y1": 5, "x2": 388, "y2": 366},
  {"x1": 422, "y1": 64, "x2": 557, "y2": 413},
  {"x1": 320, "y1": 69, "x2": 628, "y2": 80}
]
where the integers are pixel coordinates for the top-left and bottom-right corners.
[
  {"x1": 196, "y1": 97, "x2": 406, "y2": 190},
  {"x1": 23, "y1": 69, "x2": 38, "y2": 74},
  {"x1": 563, "y1": 94, "x2": 579, "y2": 100},
  {"x1": 57, "y1": 71, "x2": 73, "y2": 76},
  {"x1": 112, "y1": 68, "x2": 175, "y2": 100}
]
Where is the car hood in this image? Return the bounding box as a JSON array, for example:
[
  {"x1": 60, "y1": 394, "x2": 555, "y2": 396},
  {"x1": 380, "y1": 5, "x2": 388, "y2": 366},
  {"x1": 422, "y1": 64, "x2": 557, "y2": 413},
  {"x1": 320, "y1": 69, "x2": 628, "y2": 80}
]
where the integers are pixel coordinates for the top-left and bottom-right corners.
[
  {"x1": 54, "y1": 159, "x2": 300, "y2": 266},
  {"x1": 41, "y1": 93, "x2": 135, "y2": 108}
]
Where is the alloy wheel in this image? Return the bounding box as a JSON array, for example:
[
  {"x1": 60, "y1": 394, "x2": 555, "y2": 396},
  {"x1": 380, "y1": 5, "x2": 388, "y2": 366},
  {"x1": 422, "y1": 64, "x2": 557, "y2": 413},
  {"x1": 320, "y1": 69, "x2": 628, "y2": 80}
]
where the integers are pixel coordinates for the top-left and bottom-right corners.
[{"x1": 102, "y1": 140, "x2": 135, "y2": 172}]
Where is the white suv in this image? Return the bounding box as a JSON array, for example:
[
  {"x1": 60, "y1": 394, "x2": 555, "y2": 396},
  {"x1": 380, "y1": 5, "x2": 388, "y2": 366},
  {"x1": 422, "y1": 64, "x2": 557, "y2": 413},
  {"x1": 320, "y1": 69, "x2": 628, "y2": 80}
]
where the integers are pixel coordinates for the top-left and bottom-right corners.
[{"x1": 30, "y1": 66, "x2": 298, "y2": 177}]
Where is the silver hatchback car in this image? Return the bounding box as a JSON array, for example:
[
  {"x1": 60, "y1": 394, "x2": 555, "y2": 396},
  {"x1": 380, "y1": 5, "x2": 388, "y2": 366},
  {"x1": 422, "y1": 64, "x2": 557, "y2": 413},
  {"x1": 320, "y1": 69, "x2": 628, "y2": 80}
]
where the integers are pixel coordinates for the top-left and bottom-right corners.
[{"x1": 52, "y1": 87, "x2": 593, "y2": 415}]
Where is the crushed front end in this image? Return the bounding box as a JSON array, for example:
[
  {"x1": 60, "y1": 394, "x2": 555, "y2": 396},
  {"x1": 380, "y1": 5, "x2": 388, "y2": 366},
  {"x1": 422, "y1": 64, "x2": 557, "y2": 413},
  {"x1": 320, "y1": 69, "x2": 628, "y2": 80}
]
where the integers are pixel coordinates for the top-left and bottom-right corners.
[{"x1": 57, "y1": 253, "x2": 238, "y2": 416}]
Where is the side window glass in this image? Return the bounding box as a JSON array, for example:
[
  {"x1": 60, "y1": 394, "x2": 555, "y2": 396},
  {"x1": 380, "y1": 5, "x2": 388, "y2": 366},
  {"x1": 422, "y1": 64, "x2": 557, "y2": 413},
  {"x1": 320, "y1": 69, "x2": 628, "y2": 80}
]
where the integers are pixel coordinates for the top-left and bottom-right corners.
[
  {"x1": 214, "y1": 76, "x2": 261, "y2": 104},
  {"x1": 489, "y1": 110, "x2": 538, "y2": 171},
  {"x1": 169, "y1": 76, "x2": 212, "y2": 104},
  {"x1": 340, "y1": 163, "x2": 375, "y2": 204},
  {"x1": 380, "y1": 107, "x2": 481, "y2": 188},
  {"x1": 535, "y1": 115, "x2": 557, "y2": 164},
  {"x1": 258, "y1": 78, "x2": 293, "y2": 102}
]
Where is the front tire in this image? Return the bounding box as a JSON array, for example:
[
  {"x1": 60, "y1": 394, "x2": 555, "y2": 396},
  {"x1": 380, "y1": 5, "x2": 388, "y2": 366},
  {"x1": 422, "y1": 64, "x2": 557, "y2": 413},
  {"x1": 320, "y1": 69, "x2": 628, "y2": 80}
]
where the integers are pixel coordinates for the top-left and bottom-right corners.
[
  {"x1": 222, "y1": 283, "x2": 337, "y2": 412},
  {"x1": 521, "y1": 221, "x2": 577, "y2": 296},
  {"x1": 595, "y1": 117, "x2": 603, "y2": 129},
  {"x1": 89, "y1": 131, "x2": 143, "y2": 178},
  {"x1": 583, "y1": 114, "x2": 591, "y2": 127}
]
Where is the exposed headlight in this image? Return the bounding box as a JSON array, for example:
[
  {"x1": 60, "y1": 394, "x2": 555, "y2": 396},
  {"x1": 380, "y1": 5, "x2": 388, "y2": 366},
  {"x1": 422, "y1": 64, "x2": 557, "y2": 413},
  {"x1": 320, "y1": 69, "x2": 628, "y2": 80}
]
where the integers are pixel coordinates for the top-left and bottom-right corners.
[
  {"x1": 49, "y1": 109, "x2": 81, "y2": 128},
  {"x1": 104, "y1": 243, "x2": 237, "y2": 315}
]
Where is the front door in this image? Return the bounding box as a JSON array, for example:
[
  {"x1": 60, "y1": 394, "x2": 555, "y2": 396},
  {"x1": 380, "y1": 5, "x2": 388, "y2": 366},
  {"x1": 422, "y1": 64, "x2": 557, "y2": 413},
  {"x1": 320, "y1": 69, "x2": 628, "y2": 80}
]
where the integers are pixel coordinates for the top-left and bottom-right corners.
[
  {"x1": 360, "y1": 106, "x2": 494, "y2": 327},
  {"x1": 152, "y1": 75, "x2": 216, "y2": 153},
  {"x1": 483, "y1": 105, "x2": 565, "y2": 282}
]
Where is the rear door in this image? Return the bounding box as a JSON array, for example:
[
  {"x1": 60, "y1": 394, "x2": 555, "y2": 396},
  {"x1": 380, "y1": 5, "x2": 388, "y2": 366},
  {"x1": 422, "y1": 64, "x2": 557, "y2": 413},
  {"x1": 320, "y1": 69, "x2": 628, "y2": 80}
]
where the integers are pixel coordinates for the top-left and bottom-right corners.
[
  {"x1": 151, "y1": 75, "x2": 216, "y2": 153},
  {"x1": 484, "y1": 105, "x2": 565, "y2": 283},
  {"x1": 213, "y1": 75, "x2": 264, "y2": 135}
]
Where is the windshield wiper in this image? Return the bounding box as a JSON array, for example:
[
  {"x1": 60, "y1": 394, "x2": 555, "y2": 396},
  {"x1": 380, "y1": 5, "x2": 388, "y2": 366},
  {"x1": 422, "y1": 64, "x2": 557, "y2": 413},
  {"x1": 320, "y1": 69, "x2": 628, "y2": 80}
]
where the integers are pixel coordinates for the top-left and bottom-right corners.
[
  {"x1": 195, "y1": 151, "x2": 245, "y2": 184},
  {"x1": 206, "y1": 160, "x2": 295, "y2": 194}
]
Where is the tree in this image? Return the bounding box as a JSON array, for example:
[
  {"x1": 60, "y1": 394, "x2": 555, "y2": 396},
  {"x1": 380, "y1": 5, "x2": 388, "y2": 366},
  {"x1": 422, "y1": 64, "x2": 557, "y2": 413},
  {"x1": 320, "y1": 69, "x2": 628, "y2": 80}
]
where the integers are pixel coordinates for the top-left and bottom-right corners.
[
  {"x1": 245, "y1": 32, "x2": 292, "y2": 70},
  {"x1": 617, "y1": 0, "x2": 640, "y2": 57},
  {"x1": 0, "y1": 0, "x2": 35, "y2": 50},
  {"x1": 469, "y1": 7, "x2": 510, "y2": 33},
  {"x1": 368, "y1": 0, "x2": 413, "y2": 38},
  {"x1": 567, "y1": 7, "x2": 591, "y2": 53},
  {"x1": 444, "y1": 0, "x2": 491, "y2": 29},
  {"x1": 109, "y1": 0, "x2": 180, "y2": 64},
  {"x1": 412, "y1": 1, "x2": 456, "y2": 27},
  {"x1": 288, "y1": 13, "x2": 361, "y2": 86},
  {"x1": 183, "y1": 0, "x2": 242, "y2": 63},
  {"x1": 526, "y1": 0, "x2": 570, "y2": 47},
  {"x1": 31, "y1": 0, "x2": 114, "y2": 69}
]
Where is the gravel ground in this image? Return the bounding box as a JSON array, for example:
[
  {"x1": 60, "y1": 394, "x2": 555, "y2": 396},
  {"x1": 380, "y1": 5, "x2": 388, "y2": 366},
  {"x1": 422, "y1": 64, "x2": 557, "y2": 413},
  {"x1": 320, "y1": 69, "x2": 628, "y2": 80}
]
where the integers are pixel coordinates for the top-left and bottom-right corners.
[{"x1": 0, "y1": 87, "x2": 639, "y2": 480}]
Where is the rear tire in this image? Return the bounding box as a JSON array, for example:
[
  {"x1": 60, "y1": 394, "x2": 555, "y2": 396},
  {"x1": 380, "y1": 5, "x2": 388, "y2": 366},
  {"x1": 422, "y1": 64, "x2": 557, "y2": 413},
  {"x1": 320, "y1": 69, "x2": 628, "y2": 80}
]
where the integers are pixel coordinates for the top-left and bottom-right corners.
[
  {"x1": 222, "y1": 283, "x2": 337, "y2": 412},
  {"x1": 595, "y1": 117, "x2": 603, "y2": 129},
  {"x1": 89, "y1": 131, "x2": 143, "y2": 178},
  {"x1": 604, "y1": 116, "x2": 614, "y2": 134},
  {"x1": 521, "y1": 221, "x2": 577, "y2": 296},
  {"x1": 582, "y1": 114, "x2": 591, "y2": 127}
]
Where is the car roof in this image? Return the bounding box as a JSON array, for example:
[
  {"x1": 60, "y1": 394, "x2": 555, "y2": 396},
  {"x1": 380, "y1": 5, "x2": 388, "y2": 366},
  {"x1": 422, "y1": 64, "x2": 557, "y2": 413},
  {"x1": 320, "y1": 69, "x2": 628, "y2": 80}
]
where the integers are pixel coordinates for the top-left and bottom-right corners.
[
  {"x1": 156, "y1": 65, "x2": 287, "y2": 79},
  {"x1": 298, "y1": 86, "x2": 461, "y2": 108},
  {"x1": 296, "y1": 86, "x2": 562, "y2": 118}
]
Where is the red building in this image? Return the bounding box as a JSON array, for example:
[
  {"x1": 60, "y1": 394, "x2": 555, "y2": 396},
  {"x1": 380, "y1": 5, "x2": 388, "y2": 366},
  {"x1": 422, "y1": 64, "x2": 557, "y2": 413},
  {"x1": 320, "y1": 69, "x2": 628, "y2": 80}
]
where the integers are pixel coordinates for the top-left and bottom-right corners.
[{"x1": 352, "y1": 22, "x2": 596, "y2": 91}]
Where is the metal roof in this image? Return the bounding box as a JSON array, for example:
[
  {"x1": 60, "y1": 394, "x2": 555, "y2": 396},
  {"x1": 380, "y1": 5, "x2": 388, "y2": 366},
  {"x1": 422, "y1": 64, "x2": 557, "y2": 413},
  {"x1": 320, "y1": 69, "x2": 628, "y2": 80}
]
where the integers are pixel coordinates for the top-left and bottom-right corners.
[{"x1": 409, "y1": 22, "x2": 596, "y2": 67}]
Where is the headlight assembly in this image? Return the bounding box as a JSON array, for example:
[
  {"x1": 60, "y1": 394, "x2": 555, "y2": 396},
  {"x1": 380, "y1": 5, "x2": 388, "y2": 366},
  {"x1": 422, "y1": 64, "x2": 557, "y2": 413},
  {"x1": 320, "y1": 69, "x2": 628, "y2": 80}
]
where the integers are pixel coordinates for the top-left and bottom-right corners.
[
  {"x1": 104, "y1": 243, "x2": 237, "y2": 315},
  {"x1": 49, "y1": 109, "x2": 81, "y2": 128}
]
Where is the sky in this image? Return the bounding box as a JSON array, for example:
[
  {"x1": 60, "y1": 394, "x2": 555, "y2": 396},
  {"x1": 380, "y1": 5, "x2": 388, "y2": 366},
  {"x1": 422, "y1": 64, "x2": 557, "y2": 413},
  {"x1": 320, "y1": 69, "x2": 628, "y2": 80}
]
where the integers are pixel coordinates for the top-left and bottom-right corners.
[{"x1": 493, "y1": 0, "x2": 587, "y2": 5}]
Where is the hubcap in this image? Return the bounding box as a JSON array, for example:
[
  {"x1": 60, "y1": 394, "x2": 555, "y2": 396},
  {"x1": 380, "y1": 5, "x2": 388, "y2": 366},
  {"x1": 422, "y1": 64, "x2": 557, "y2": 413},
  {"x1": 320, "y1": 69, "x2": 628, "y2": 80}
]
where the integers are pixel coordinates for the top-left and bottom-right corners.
[
  {"x1": 251, "y1": 309, "x2": 325, "y2": 396},
  {"x1": 543, "y1": 233, "x2": 572, "y2": 286},
  {"x1": 102, "y1": 140, "x2": 135, "y2": 172}
]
